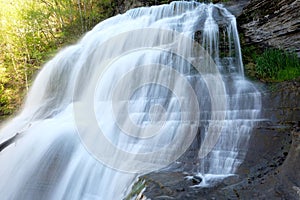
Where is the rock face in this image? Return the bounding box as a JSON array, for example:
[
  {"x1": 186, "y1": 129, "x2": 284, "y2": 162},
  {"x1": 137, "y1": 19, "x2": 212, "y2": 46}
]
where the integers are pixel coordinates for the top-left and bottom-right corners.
[
  {"x1": 115, "y1": 1, "x2": 300, "y2": 199},
  {"x1": 129, "y1": 79, "x2": 300, "y2": 200},
  {"x1": 116, "y1": 0, "x2": 300, "y2": 56},
  {"x1": 238, "y1": 0, "x2": 300, "y2": 56}
]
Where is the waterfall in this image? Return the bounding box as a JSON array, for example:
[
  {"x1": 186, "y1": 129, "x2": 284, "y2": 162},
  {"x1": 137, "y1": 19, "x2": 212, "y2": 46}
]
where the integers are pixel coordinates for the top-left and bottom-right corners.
[{"x1": 0, "y1": 1, "x2": 261, "y2": 199}]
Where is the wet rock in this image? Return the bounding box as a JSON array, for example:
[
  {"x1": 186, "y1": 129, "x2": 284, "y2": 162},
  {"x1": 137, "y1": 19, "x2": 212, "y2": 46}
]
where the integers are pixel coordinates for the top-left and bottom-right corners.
[
  {"x1": 129, "y1": 79, "x2": 300, "y2": 200},
  {"x1": 191, "y1": 176, "x2": 202, "y2": 185},
  {"x1": 117, "y1": 0, "x2": 300, "y2": 56},
  {"x1": 276, "y1": 130, "x2": 300, "y2": 199},
  {"x1": 0, "y1": 133, "x2": 21, "y2": 152}
]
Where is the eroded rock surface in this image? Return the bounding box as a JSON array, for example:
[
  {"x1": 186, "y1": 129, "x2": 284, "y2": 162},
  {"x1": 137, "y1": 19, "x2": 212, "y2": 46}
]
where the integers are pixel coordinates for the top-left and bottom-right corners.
[
  {"x1": 117, "y1": 0, "x2": 300, "y2": 56},
  {"x1": 238, "y1": 0, "x2": 300, "y2": 56},
  {"x1": 130, "y1": 79, "x2": 300, "y2": 200}
]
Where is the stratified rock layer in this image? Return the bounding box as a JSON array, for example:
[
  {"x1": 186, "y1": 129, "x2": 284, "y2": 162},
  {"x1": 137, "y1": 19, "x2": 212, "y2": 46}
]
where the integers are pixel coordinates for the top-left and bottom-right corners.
[
  {"x1": 117, "y1": 0, "x2": 300, "y2": 56},
  {"x1": 130, "y1": 79, "x2": 300, "y2": 200},
  {"x1": 238, "y1": 0, "x2": 300, "y2": 56}
]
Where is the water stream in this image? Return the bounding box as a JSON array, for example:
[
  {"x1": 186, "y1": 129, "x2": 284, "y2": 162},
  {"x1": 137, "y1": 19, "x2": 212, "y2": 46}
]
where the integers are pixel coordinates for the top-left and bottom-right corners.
[{"x1": 0, "y1": 1, "x2": 261, "y2": 199}]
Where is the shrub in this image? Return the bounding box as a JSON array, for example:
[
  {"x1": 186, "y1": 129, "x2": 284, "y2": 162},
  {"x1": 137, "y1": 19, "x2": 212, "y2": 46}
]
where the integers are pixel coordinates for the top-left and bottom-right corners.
[
  {"x1": 255, "y1": 49, "x2": 300, "y2": 81},
  {"x1": 0, "y1": 0, "x2": 117, "y2": 120}
]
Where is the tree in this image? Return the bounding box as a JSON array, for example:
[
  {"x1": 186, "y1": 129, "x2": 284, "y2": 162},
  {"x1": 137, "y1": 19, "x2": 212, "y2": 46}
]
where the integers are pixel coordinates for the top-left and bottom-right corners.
[{"x1": 0, "y1": 0, "x2": 116, "y2": 119}]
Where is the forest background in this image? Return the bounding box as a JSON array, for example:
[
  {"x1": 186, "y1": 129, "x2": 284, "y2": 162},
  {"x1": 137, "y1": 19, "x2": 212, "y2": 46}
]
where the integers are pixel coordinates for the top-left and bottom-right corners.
[{"x1": 0, "y1": 0, "x2": 119, "y2": 119}]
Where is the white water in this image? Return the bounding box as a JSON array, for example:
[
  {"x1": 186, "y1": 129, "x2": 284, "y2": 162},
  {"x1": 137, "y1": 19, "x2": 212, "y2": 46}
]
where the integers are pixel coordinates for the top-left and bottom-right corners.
[
  {"x1": 0, "y1": 1, "x2": 261, "y2": 199},
  {"x1": 197, "y1": 3, "x2": 261, "y2": 184}
]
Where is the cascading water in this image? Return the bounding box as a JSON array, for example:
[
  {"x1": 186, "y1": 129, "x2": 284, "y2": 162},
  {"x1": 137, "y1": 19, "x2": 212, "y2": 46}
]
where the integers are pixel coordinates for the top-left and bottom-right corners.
[
  {"x1": 196, "y1": 3, "x2": 261, "y2": 186},
  {"x1": 0, "y1": 1, "x2": 261, "y2": 199}
]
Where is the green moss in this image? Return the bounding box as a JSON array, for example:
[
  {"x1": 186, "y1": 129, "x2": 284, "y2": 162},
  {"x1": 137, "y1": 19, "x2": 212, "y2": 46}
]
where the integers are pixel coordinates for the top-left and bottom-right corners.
[
  {"x1": 125, "y1": 179, "x2": 146, "y2": 200},
  {"x1": 241, "y1": 44, "x2": 261, "y2": 79}
]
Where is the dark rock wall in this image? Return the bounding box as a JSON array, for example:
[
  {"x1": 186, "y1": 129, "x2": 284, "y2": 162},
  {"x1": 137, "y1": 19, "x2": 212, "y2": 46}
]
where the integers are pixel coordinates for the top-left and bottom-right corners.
[
  {"x1": 238, "y1": 0, "x2": 300, "y2": 56},
  {"x1": 117, "y1": 0, "x2": 300, "y2": 56},
  {"x1": 114, "y1": 1, "x2": 300, "y2": 199},
  {"x1": 131, "y1": 79, "x2": 300, "y2": 200},
  {"x1": 235, "y1": 79, "x2": 300, "y2": 199}
]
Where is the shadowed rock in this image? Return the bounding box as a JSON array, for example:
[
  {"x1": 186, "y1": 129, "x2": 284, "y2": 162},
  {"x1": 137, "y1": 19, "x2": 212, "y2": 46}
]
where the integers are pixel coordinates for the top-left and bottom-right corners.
[{"x1": 0, "y1": 133, "x2": 21, "y2": 152}]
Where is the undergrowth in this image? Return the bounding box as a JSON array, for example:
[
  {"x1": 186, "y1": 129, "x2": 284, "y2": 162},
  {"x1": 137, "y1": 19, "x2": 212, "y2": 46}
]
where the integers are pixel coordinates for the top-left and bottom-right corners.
[{"x1": 255, "y1": 49, "x2": 300, "y2": 82}]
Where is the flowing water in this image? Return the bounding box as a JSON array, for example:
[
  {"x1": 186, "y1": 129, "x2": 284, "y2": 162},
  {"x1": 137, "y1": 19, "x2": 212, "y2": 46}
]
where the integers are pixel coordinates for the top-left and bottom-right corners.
[{"x1": 0, "y1": 1, "x2": 261, "y2": 199}]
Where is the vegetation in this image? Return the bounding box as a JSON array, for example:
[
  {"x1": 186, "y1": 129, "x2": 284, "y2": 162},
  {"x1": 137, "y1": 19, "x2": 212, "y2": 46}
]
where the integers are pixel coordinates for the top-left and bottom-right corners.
[
  {"x1": 0, "y1": 0, "x2": 118, "y2": 119},
  {"x1": 242, "y1": 40, "x2": 300, "y2": 82},
  {"x1": 0, "y1": 0, "x2": 299, "y2": 120},
  {"x1": 242, "y1": 44, "x2": 261, "y2": 78},
  {"x1": 125, "y1": 179, "x2": 146, "y2": 200},
  {"x1": 255, "y1": 49, "x2": 300, "y2": 81}
]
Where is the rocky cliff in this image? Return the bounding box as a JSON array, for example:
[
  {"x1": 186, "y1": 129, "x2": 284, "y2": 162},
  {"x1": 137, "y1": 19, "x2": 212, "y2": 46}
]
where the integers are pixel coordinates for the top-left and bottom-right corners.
[
  {"x1": 115, "y1": 0, "x2": 299, "y2": 57},
  {"x1": 237, "y1": 0, "x2": 300, "y2": 56},
  {"x1": 128, "y1": 79, "x2": 300, "y2": 200},
  {"x1": 120, "y1": 1, "x2": 300, "y2": 199}
]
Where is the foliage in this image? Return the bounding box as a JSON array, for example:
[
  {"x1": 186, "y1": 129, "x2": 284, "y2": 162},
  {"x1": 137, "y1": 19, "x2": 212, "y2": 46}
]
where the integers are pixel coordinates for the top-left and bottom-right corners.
[
  {"x1": 255, "y1": 49, "x2": 300, "y2": 82},
  {"x1": 125, "y1": 179, "x2": 146, "y2": 200},
  {"x1": 0, "y1": 0, "x2": 117, "y2": 119}
]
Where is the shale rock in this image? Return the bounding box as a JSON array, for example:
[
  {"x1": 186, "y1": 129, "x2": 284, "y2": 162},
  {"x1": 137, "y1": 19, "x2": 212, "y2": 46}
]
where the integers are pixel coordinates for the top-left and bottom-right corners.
[
  {"x1": 238, "y1": 0, "x2": 300, "y2": 56},
  {"x1": 130, "y1": 79, "x2": 300, "y2": 200}
]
